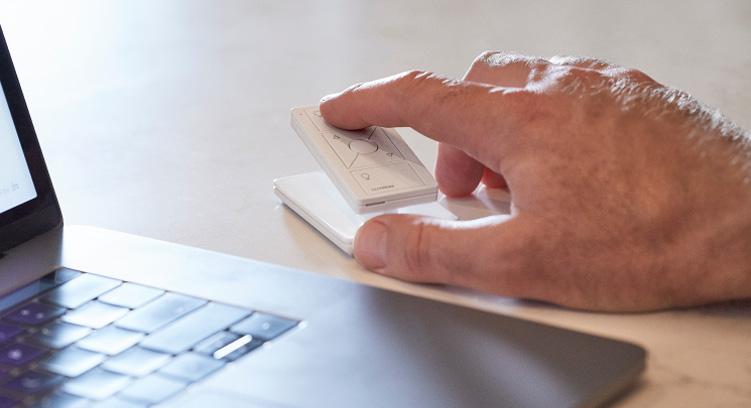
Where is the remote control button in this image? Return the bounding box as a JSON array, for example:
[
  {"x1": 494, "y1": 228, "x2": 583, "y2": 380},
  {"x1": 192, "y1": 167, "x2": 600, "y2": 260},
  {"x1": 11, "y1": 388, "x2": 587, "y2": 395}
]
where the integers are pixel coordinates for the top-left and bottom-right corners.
[
  {"x1": 351, "y1": 129, "x2": 404, "y2": 169},
  {"x1": 349, "y1": 139, "x2": 378, "y2": 154},
  {"x1": 323, "y1": 132, "x2": 358, "y2": 168},
  {"x1": 369, "y1": 127, "x2": 404, "y2": 155},
  {"x1": 352, "y1": 162, "x2": 425, "y2": 195}
]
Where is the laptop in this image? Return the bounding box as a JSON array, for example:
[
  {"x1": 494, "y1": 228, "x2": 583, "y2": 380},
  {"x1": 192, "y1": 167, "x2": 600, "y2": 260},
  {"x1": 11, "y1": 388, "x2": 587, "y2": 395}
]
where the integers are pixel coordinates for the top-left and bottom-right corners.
[{"x1": 0, "y1": 25, "x2": 645, "y2": 408}]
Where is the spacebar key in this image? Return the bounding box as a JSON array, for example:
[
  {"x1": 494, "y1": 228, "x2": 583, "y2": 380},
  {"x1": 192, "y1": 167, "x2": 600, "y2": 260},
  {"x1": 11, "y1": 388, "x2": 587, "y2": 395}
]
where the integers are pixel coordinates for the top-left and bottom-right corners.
[{"x1": 140, "y1": 303, "x2": 250, "y2": 355}]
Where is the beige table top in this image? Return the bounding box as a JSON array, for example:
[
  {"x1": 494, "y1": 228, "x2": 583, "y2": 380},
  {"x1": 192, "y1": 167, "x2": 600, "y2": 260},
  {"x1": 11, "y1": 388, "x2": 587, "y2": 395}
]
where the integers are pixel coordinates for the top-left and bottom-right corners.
[{"x1": 2, "y1": 1, "x2": 750, "y2": 406}]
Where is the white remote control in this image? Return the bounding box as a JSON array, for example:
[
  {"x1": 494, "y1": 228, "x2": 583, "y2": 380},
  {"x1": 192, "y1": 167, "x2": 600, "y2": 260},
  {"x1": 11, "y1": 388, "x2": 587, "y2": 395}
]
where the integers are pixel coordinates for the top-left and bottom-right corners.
[{"x1": 291, "y1": 105, "x2": 438, "y2": 214}]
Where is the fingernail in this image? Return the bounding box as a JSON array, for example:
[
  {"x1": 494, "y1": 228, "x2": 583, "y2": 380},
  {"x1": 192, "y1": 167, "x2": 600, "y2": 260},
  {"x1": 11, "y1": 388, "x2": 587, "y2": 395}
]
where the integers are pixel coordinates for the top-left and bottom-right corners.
[{"x1": 354, "y1": 220, "x2": 387, "y2": 270}]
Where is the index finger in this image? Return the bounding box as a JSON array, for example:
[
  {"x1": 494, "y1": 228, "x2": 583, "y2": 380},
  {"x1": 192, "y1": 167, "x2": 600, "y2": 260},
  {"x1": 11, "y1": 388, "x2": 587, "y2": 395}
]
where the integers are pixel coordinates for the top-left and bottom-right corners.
[{"x1": 318, "y1": 70, "x2": 534, "y2": 154}]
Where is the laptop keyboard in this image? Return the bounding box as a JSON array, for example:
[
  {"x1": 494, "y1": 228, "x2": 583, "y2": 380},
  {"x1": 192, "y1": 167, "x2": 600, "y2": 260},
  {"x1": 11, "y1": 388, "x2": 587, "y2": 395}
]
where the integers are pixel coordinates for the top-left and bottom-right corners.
[{"x1": 0, "y1": 268, "x2": 299, "y2": 407}]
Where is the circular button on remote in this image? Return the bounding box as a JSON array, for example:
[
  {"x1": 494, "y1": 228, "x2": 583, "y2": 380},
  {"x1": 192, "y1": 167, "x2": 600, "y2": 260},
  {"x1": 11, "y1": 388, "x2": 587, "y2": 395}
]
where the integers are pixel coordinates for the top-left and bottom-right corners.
[{"x1": 349, "y1": 139, "x2": 378, "y2": 154}]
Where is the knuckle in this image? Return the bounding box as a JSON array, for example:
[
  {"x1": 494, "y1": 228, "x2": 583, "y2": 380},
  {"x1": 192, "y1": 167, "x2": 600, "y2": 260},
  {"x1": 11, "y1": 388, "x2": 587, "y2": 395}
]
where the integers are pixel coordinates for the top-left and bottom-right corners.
[
  {"x1": 401, "y1": 220, "x2": 435, "y2": 279},
  {"x1": 549, "y1": 55, "x2": 618, "y2": 71},
  {"x1": 389, "y1": 70, "x2": 464, "y2": 123},
  {"x1": 552, "y1": 67, "x2": 605, "y2": 94},
  {"x1": 391, "y1": 69, "x2": 430, "y2": 93},
  {"x1": 475, "y1": 50, "x2": 497, "y2": 62},
  {"x1": 622, "y1": 68, "x2": 656, "y2": 84},
  {"x1": 397, "y1": 69, "x2": 432, "y2": 81},
  {"x1": 549, "y1": 54, "x2": 585, "y2": 66},
  {"x1": 473, "y1": 50, "x2": 504, "y2": 68},
  {"x1": 392, "y1": 70, "x2": 459, "y2": 96},
  {"x1": 474, "y1": 51, "x2": 537, "y2": 69}
]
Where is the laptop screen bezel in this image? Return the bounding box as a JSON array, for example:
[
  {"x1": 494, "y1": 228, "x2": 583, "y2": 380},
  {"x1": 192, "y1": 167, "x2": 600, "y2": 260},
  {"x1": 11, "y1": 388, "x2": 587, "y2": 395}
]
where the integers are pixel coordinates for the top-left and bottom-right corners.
[{"x1": 0, "y1": 25, "x2": 62, "y2": 253}]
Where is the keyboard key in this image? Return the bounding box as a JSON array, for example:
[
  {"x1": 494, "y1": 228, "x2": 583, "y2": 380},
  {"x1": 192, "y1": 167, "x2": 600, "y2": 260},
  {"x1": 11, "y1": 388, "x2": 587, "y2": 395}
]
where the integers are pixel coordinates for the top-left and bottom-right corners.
[
  {"x1": 0, "y1": 395, "x2": 18, "y2": 408},
  {"x1": 213, "y1": 335, "x2": 263, "y2": 361},
  {"x1": 39, "y1": 392, "x2": 89, "y2": 408},
  {"x1": 48, "y1": 268, "x2": 83, "y2": 285},
  {"x1": 230, "y1": 312, "x2": 298, "y2": 341},
  {"x1": 139, "y1": 303, "x2": 249, "y2": 355},
  {"x1": 3, "y1": 302, "x2": 65, "y2": 326},
  {"x1": 193, "y1": 331, "x2": 241, "y2": 354},
  {"x1": 0, "y1": 342, "x2": 48, "y2": 366},
  {"x1": 98, "y1": 283, "x2": 164, "y2": 309},
  {"x1": 41, "y1": 274, "x2": 122, "y2": 309},
  {"x1": 41, "y1": 347, "x2": 106, "y2": 377},
  {"x1": 159, "y1": 352, "x2": 225, "y2": 383},
  {"x1": 115, "y1": 293, "x2": 205, "y2": 333},
  {"x1": 76, "y1": 326, "x2": 144, "y2": 356},
  {"x1": 61, "y1": 368, "x2": 130, "y2": 400},
  {"x1": 194, "y1": 332, "x2": 263, "y2": 361},
  {"x1": 118, "y1": 374, "x2": 186, "y2": 405},
  {"x1": 191, "y1": 331, "x2": 262, "y2": 361},
  {"x1": 61, "y1": 301, "x2": 129, "y2": 329},
  {"x1": 0, "y1": 323, "x2": 23, "y2": 344},
  {"x1": 2, "y1": 370, "x2": 62, "y2": 395},
  {"x1": 0, "y1": 270, "x2": 78, "y2": 319},
  {"x1": 28, "y1": 321, "x2": 91, "y2": 349},
  {"x1": 101, "y1": 347, "x2": 170, "y2": 377},
  {"x1": 89, "y1": 396, "x2": 148, "y2": 407}
]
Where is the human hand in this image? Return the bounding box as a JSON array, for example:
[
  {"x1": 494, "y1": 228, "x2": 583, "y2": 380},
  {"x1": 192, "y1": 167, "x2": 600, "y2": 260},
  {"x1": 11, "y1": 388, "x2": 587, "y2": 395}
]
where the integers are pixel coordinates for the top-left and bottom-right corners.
[{"x1": 319, "y1": 52, "x2": 751, "y2": 311}]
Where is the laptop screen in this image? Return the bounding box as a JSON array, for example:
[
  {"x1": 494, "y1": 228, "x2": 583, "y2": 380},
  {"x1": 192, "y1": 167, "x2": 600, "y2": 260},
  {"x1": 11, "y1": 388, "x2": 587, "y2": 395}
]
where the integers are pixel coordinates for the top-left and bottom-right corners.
[
  {"x1": 0, "y1": 78, "x2": 38, "y2": 214},
  {"x1": 0, "y1": 25, "x2": 62, "y2": 252}
]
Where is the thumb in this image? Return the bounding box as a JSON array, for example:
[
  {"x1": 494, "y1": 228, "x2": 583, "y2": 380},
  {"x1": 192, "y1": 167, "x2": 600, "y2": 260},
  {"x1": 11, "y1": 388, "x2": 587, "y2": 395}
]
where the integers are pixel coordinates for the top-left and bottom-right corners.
[{"x1": 353, "y1": 213, "x2": 532, "y2": 293}]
